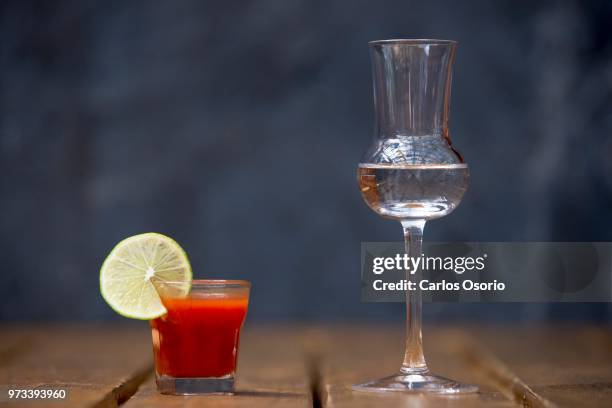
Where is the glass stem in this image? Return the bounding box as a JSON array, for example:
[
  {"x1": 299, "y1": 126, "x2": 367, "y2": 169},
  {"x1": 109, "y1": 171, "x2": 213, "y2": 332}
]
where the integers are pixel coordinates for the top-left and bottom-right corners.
[{"x1": 400, "y1": 219, "x2": 428, "y2": 374}]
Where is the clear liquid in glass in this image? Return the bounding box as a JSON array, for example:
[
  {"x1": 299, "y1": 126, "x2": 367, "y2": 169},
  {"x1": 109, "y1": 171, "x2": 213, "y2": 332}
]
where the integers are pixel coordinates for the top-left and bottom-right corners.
[{"x1": 358, "y1": 163, "x2": 469, "y2": 220}]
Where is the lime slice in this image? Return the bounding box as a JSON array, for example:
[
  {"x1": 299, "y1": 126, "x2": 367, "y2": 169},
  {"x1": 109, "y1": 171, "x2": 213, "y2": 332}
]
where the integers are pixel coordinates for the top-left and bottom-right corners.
[{"x1": 100, "y1": 233, "x2": 192, "y2": 320}]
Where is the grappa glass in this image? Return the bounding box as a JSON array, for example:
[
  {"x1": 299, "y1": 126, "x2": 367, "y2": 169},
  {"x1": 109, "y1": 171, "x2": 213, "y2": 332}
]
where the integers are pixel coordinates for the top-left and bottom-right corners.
[{"x1": 355, "y1": 39, "x2": 477, "y2": 393}]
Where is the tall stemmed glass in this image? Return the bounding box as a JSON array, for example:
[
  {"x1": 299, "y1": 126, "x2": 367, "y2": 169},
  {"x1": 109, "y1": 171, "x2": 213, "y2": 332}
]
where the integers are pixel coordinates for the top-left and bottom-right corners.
[{"x1": 356, "y1": 39, "x2": 476, "y2": 393}]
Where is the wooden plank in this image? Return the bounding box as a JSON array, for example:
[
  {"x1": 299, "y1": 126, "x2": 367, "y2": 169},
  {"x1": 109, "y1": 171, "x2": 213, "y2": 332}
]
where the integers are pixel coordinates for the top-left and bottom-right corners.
[
  {"x1": 317, "y1": 325, "x2": 612, "y2": 408},
  {"x1": 123, "y1": 324, "x2": 311, "y2": 407},
  {"x1": 470, "y1": 325, "x2": 612, "y2": 408},
  {"x1": 0, "y1": 327, "x2": 33, "y2": 370},
  {"x1": 314, "y1": 325, "x2": 514, "y2": 407},
  {"x1": 2, "y1": 324, "x2": 611, "y2": 407},
  {"x1": 0, "y1": 323, "x2": 152, "y2": 408}
]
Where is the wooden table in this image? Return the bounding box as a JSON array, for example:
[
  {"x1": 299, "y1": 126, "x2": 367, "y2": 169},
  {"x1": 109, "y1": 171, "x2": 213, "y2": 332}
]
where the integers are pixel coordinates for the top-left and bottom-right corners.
[{"x1": 1, "y1": 323, "x2": 611, "y2": 407}]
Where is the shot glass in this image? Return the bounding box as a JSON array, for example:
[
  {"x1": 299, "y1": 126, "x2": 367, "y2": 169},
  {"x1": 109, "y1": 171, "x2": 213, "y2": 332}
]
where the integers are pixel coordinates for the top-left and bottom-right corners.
[{"x1": 150, "y1": 279, "x2": 250, "y2": 395}]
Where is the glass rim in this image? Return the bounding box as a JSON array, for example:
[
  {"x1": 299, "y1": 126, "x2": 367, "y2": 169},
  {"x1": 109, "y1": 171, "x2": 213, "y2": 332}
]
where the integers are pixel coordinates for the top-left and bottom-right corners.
[
  {"x1": 155, "y1": 279, "x2": 251, "y2": 288},
  {"x1": 369, "y1": 39, "x2": 457, "y2": 46}
]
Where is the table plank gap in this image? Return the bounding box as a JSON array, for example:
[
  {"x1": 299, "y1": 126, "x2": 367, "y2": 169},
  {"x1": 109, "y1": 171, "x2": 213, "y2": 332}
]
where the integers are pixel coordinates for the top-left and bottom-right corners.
[
  {"x1": 0, "y1": 324, "x2": 153, "y2": 408},
  {"x1": 305, "y1": 352, "x2": 323, "y2": 408},
  {"x1": 472, "y1": 325, "x2": 612, "y2": 408},
  {"x1": 464, "y1": 342, "x2": 556, "y2": 408},
  {"x1": 91, "y1": 364, "x2": 153, "y2": 408}
]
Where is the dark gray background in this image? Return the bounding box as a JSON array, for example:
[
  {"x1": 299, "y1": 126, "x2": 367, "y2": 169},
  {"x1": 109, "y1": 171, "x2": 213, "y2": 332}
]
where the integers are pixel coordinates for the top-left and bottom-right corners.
[{"x1": 1, "y1": 0, "x2": 611, "y2": 321}]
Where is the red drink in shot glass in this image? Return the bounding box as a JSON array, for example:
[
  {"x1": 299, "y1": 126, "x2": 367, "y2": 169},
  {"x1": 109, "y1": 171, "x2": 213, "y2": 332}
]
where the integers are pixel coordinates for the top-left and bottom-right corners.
[{"x1": 150, "y1": 280, "x2": 250, "y2": 394}]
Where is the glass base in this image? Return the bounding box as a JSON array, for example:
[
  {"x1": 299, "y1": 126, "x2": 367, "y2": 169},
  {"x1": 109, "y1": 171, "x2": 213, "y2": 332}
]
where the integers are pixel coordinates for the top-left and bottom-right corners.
[
  {"x1": 156, "y1": 374, "x2": 234, "y2": 395},
  {"x1": 352, "y1": 371, "x2": 478, "y2": 394}
]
